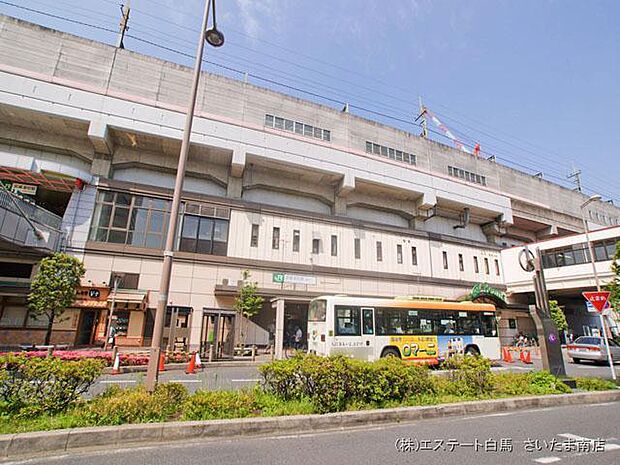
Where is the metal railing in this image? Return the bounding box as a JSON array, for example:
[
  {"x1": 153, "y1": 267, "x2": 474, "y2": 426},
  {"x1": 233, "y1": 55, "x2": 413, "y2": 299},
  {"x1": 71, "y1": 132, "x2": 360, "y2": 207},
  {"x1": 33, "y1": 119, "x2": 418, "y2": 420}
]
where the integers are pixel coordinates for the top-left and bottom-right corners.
[{"x1": 0, "y1": 188, "x2": 63, "y2": 230}]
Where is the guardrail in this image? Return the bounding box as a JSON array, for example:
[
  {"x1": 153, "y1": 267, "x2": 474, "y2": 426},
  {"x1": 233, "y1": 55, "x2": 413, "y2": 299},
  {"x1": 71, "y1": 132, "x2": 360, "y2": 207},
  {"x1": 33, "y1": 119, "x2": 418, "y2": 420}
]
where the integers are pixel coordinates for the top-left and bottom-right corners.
[{"x1": 0, "y1": 188, "x2": 62, "y2": 230}]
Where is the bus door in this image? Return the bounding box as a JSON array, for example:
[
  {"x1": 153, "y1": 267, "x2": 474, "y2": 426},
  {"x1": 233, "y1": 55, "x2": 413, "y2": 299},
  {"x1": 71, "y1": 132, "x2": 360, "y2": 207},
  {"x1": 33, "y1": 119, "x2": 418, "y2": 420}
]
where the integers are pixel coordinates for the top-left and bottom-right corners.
[
  {"x1": 333, "y1": 305, "x2": 370, "y2": 360},
  {"x1": 361, "y1": 307, "x2": 376, "y2": 360}
]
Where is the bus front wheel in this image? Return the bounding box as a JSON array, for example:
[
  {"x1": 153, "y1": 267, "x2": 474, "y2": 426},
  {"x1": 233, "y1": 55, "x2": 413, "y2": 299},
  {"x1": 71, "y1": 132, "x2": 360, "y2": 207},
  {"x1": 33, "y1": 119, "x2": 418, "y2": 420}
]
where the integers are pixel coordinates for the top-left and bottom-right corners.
[
  {"x1": 464, "y1": 345, "x2": 480, "y2": 356},
  {"x1": 381, "y1": 347, "x2": 401, "y2": 359}
]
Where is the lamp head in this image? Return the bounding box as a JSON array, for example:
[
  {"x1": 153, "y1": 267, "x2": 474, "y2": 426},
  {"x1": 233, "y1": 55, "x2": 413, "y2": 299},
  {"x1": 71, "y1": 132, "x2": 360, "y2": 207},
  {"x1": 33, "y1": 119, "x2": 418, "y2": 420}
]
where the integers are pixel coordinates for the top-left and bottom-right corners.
[{"x1": 206, "y1": 28, "x2": 225, "y2": 47}]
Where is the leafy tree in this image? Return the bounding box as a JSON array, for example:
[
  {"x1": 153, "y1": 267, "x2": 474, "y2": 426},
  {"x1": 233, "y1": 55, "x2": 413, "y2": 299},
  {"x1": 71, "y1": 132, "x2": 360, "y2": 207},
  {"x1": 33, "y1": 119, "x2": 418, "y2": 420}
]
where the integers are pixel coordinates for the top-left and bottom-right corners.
[
  {"x1": 28, "y1": 253, "x2": 85, "y2": 345},
  {"x1": 549, "y1": 300, "x2": 568, "y2": 332},
  {"x1": 233, "y1": 270, "x2": 264, "y2": 348},
  {"x1": 605, "y1": 241, "x2": 620, "y2": 322}
]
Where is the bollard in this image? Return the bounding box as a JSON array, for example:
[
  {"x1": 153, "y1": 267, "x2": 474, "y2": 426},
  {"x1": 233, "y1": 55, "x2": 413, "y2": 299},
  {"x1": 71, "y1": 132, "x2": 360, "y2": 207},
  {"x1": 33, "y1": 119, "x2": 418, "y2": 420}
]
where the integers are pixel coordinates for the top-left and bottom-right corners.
[
  {"x1": 251, "y1": 345, "x2": 256, "y2": 362},
  {"x1": 111, "y1": 346, "x2": 118, "y2": 363},
  {"x1": 209, "y1": 344, "x2": 215, "y2": 363},
  {"x1": 46, "y1": 346, "x2": 53, "y2": 358}
]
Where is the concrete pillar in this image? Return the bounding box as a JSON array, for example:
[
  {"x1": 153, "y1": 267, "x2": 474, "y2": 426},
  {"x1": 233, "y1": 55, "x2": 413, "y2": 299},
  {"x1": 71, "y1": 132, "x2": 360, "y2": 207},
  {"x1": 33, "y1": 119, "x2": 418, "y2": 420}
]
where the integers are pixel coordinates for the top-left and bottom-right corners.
[
  {"x1": 227, "y1": 176, "x2": 243, "y2": 198},
  {"x1": 274, "y1": 298, "x2": 285, "y2": 360}
]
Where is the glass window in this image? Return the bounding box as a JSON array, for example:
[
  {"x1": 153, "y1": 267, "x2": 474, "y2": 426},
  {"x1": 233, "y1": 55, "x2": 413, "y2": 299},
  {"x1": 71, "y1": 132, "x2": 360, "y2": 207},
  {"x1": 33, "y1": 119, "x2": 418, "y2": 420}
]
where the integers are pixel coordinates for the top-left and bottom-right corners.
[
  {"x1": 459, "y1": 254, "x2": 464, "y2": 272},
  {"x1": 265, "y1": 114, "x2": 274, "y2": 127},
  {"x1": 411, "y1": 246, "x2": 418, "y2": 266},
  {"x1": 481, "y1": 314, "x2": 498, "y2": 337},
  {"x1": 293, "y1": 230, "x2": 300, "y2": 252},
  {"x1": 304, "y1": 124, "x2": 313, "y2": 136},
  {"x1": 312, "y1": 238, "x2": 320, "y2": 254},
  {"x1": 354, "y1": 238, "x2": 361, "y2": 259},
  {"x1": 495, "y1": 259, "x2": 500, "y2": 276},
  {"x1": 179, "y1": 215, "x2": 199, "y2": 252},
  {"x1": 376, "y1": 241, "x2": 383, "y2": 262},
  {"x1": 295, "y1": 122, "x2": 304, "y2": 134},
  {"x1": 373, "y1": 143, "x2": 381, "y2": 155},
  {"x1": 331, "y1": 235, "x2": 338, "y2": 256},
  {"x1": 443, "y1": 251, "x2": 448, "y2": 270},
  {"x1": 285, "y1": 119, "x2": 294, "y2": 131},
  {"x1": 381, "y1": 145, "x2": 388, "y2": 157},
  {"x1": 323, "y1": 129, "x2": 331, "y2": 141},
  {"x1": 605, "y1": 240, "x2": 617, "y2": 260},
  {"x1": 484, "y1": 258, "x2": 490, "y2": 274},
  {"x1": 250, "y1": 224, "x2": 259, "y2": 247},
  {"x1": 112, "y1": 206, "x2": 130, "y2": 228},
  {"x1": 388, "y1": 148, "x2": 395, "y2": 158},
  {"x1": 212, "y1": 219, "x2": 228, "y2": 256},
  {"x1": 397, "y1": 244, "x2": 403, "y2": 264},
  {"x1": 275, "y1": 117, "x2": 284, "y2": 129},
  {"x1": 362, "y1": 308, "x2": 374, "y2": 335},
  {"x1": 395, "y1": 151, "x2": 403, "y2": 161},
  {"x1": 308, "y1": 300, "x2": 326, "y2": 322},
  {"x1": 366, "y1": 141, "x2": 373, "y2": 153},
  {"x1": 272, "y1": 227, "x2": 280, "y2": 250},
  {"x1": 314, "y1": 127, "x2": 322, "y2": 138},
  {"x1": 335, "y1": 306, "x2": 360, "y2": 336},
  {"x1": 196, "y1": 218, "x2": 214, "y2": 254},
  {"x1": 474, "y1": 256, "x2": 479, "y2": 273}
]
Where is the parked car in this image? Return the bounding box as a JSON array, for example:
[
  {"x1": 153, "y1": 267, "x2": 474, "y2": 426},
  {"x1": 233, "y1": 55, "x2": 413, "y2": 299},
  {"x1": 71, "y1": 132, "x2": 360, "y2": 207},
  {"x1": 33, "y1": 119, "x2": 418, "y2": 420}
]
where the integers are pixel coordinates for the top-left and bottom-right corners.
[{"x1": 566, "y1": 336, "x2": 620, "y2": 364}]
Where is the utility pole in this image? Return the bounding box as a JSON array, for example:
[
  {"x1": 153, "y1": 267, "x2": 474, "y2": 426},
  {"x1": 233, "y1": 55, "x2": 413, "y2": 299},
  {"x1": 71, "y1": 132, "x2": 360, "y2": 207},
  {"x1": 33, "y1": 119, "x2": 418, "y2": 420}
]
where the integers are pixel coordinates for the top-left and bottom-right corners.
[
  {"x1": 567, "y1": 165, "x2": 582, "y2": 192},
  {"x1": 416, "y1": 96, "x2": 428, "y2": 138},
  {"x1": 116, "y1": 1, "x2": 131, "y2": 49}
]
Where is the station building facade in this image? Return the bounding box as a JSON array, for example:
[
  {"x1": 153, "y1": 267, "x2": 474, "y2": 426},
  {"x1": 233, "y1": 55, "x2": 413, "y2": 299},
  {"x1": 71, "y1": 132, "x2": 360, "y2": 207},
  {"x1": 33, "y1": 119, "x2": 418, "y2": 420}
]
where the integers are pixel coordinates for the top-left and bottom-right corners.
[{"x1": 0, "y1": 16, "x2": 619, "y2": 352}]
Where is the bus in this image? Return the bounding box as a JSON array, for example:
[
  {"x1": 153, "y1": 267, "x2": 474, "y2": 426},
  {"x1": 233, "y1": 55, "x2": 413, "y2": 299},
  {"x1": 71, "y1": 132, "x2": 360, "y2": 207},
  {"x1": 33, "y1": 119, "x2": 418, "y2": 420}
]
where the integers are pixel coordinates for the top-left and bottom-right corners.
[{"x1": 307, "y1": 295, "x2": 500, "y2": 363}]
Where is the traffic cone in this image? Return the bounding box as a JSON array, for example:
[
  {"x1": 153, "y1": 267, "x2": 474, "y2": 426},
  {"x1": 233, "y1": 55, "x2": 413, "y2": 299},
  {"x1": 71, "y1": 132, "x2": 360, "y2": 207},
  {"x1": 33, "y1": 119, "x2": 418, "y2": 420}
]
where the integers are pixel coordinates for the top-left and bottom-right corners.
[
  {"x1": 523, "y1": 350, "x2": 533, "y2": 364},
  {"x1": 519, "y1": 349, "x2": 525, "y2": 362},
  {"x1": 158, "y1": 352, "x2": 166, "y2": 372},
  {"x1": 195, "y1": 352, "x2": 203, "y2": 369},
  {"x1": 111, "y1": 352, "x2": 121, "y2": 375},
  {"x1": 502, "y1": 347, "x2": 513, "y2": 363},
  {"x1": 185, "y1": 352, "x2": 196, "y2": 374}
]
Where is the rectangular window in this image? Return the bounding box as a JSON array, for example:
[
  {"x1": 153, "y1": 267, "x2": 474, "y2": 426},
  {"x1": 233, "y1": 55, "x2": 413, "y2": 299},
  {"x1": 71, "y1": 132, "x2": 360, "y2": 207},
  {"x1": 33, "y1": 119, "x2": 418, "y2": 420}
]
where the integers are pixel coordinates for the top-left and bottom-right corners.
[
  {"x1": 179, "y1": 215, "x2": 228, "y2": 256},
  {"x1": 474, "y1": 256, "x2": 479, "y2": 273},
  {"x1": 335, "y1": 306, "x2": 361, "y2": 336},
  {"x1": 495, "y1": 259, "x2": 500, "y2": 276},
  {"x1": 250, "y1": 224, "x2": 259, "y2": 247},
  {"x1": 484, "y1": 257, "x2": 490, "y2": 274},
  {"x1": 266, "y1": 114, "x2": 330, "y2": 142},
  {"x1": 366, "y1": 141, "x2": 416, "y2": 166},
  {"x1": 448, "y1": 166, "x2": 487, "y2": 186},
  {"x1": 442, "y1": 251, "x2": 448, "y2": 270},
  {"x1": 323, "y1": 129, "x2": 331, "y2": 141},
  {"x1": 411, "y1": 246, "x2": 418, "y2": 266},
  {"x1": 272, "y1": 227, "x2": 280, "y2": 250},
  {"x1": 275, "y1": 117, "x2": 284, "y2": 129},
  {"x1": 354, "y1": 238, "x2": 361, "y2": 259},
  {"x1": 284, "y1": 119, "x2": 294, "y2": 131},
  {"x1": 331, "y1": 235, "x2": 338, "y2": 256},
  {"x1": 292, "y1": 230, "x2": 300, "y2": 252},
  {"x1": 458, "y1": 254, "x2": 464, "y2": 272},
  {"x1": 264, "y1": 114, "x2": 274, "y2": 127},
  {"x1": 376, "y1": 241, "x2": 383, "y2": 262},
  {"x1": 362, "y1": 308, "x2": 374, "y2": 335},
  {"x1": 312, "y1": 238, "x2": 320, "y2": 254},
  {"x1": 365, "y1": 141, "x2": 373, "y2": 153},
  {"x1": 110, "y1": 272, "x2": 139, "y2": 290},
  {"x1": 397, "y1": 244, "x2": 403, "y2": 264}
]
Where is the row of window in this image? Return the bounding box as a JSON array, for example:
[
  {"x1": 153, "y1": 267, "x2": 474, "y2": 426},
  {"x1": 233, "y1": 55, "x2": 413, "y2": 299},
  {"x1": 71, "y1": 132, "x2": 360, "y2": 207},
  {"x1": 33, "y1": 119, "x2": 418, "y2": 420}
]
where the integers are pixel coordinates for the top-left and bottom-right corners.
[
  {"x1": 588, "y1": 210, "x2": 619, "y2": 226},
  {"x1": 365, "y1": 141, "x2": 416, "y2": 165},
  {"x1": 335, "y1": 306, "x2": 497, "y2": 337},
  {"x1": 264, "y1": 114, "x2": 331, "y2": 142},
  {"x1": 448, "y1": 166, "x2": 487, "y2": 186},
  {"x1": 541, "y1": 237, "x2": 618, "y2": 269},
  {"x1": 443, "y1": 251, "x2": 500, "y2": 276}
]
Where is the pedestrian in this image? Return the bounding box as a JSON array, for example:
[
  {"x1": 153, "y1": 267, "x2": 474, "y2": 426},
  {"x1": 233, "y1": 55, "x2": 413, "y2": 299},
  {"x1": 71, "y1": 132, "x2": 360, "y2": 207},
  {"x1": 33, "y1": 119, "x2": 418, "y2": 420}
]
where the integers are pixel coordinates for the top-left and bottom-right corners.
[{"x1": 294, "y1": 326, "x2": 303, "y2": 350}]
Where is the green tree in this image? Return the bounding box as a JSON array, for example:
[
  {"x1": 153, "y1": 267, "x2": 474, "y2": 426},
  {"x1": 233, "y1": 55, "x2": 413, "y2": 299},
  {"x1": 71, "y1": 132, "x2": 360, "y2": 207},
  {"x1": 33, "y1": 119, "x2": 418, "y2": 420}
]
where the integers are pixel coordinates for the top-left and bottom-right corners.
[
  {"x1": 549, "y1": 300, "x2": 568, "y2": 332},
  {"x1": 233, "y1": 270, "x2": 264, "y2": 348},
  {"x1": 28, "y1": 253, "x2": 85, "y2": 345},
  {"x1": 605, "y1": 241, "x2": 620, "y2": 318}
]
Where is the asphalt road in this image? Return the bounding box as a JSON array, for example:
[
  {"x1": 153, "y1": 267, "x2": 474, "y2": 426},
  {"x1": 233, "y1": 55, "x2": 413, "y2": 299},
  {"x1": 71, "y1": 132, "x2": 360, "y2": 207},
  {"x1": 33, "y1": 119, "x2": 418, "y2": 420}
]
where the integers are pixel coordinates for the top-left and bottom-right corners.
[{"x1": 7, "y1": 401, "x2": 620, "y2": 465}]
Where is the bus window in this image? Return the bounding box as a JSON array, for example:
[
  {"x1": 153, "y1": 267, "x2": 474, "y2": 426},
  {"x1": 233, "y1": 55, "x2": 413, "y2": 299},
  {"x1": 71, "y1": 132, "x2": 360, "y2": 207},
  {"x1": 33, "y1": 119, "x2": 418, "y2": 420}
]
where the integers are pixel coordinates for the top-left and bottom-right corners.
[
  {"x1": 308, "y1": 300, "x2": 327, "y2": 322},
  {"x1": 481, "y1": 313, "x2": 498, "y2": 337},
  {"x1": 362, "y1": 308, "x2": 374, "y2": 335},
  {"x1": 457, "y1": 312, "x2": 482, "y2": 335},
  {"x1": 335, "y1": 306, "x2": 360, "y2": 336}
]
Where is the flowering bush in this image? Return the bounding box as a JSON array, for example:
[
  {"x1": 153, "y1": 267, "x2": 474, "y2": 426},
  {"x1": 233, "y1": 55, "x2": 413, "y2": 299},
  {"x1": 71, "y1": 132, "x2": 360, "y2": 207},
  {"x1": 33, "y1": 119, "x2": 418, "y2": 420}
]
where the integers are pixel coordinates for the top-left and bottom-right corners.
[{"x1": 0, "y1": 351, "x2": 191, "y2": 367}]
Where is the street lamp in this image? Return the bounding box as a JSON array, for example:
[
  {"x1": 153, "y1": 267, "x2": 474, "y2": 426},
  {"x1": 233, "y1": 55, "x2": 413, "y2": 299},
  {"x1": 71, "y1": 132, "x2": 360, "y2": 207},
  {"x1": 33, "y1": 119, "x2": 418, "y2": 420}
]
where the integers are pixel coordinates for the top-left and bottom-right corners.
[
  {"x1": 145, "y1": 0, "x2": 224, "y2": 392},
  {"x1": 579, "y1": 194, "x2": 616, "y2": 380}
]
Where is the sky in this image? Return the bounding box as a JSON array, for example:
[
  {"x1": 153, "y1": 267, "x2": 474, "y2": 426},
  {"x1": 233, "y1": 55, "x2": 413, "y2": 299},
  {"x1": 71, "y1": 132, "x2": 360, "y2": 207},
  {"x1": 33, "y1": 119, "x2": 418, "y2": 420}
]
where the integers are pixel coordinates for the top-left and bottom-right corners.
[{"x1": 1, "y1": 0, "x2": 619, "y2": 202}]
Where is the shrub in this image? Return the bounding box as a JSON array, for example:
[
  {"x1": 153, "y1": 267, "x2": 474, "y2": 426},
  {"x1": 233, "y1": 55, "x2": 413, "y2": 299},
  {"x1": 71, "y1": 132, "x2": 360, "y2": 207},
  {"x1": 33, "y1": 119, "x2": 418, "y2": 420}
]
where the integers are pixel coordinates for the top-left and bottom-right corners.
[
  {"x1": 528, "y1": 371, "x2": 571, "y2": 394},
  {"x1": 0, "y1": 354, "x2": 104, "y2": 417},
  {"x1": 574, "y1": 377, "x2": 617, "y2": 391},
  {"x1": 182, "y1": 390, "x2": 257, "y2": 421},
  {"x1": 82, "y1": 383, "x2": 188, "y2": 425},
  {"x1": 440, "y1": 356, "x2": 493, "y2": 397}
]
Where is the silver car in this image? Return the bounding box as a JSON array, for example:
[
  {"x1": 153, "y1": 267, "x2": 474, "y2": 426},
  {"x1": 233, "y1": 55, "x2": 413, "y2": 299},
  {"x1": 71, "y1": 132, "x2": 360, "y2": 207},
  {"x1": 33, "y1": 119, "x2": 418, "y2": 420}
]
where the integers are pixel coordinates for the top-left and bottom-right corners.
[{"x1": 567, "y1": 336, "x2": 620, "y2": 364}]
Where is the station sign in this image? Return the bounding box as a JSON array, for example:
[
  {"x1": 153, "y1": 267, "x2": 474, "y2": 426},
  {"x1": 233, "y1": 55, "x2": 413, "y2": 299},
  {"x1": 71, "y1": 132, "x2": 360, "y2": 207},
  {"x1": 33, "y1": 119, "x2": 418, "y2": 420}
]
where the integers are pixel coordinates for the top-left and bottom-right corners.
[{"x1": 272, "y1": 273, "x2": 316, "y2": 285}]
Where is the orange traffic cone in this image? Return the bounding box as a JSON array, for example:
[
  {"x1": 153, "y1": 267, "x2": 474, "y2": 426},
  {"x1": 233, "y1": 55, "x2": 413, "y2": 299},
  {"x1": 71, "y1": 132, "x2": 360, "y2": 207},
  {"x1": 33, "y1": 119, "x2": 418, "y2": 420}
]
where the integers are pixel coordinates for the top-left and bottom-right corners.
[
  {"x1": 523, "y1": 350, "x2": 533, "y2": 364},
  {"x1": 519, "y1": 349, "x2": 525, "y2": 362},
  {"x1": 111, "y1": 352, "x2": 121, "y2": 375},
  {"x1": 502, "y1": 347, "x2": 514, "y2": 363},
  {"x1": 158, "y1": 352, "x2": 166, "y2": 372},
  {"x1": 185, "y1": 352, "x2": 196, "y2": 374}
]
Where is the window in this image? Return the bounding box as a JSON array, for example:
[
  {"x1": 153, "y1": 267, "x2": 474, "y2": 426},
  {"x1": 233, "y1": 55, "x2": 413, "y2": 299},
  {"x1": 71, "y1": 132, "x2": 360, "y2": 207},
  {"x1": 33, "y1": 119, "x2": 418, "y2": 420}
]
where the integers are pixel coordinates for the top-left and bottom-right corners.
[
  {"x1": 495, "y1": 259, "x2": 500, "y2": 276},
  {"x1": 411, "y1": 246, "x2": 418, "y2": 266},
  {"x1": 354, "y1": 238, "x2": 361, "y2": 259},
  {"x1": 541, "y1": 238, "x2": 618, "y2": 269},
  {"x1": 250, "y1": 224, "x2": 259, "y2": 247},
  {"x1": 442, "y1": 251, "x2": 448, "y2": 270},
  {"x1": 331, "y1": 235, "x2": 338, "y2": 256},
  {"x1": 362, "y1": 308, "x2": 374, "y2": 335},
  {"x1": 458, "y1": 254, "x2": 464, "y2": 272},
  {"x1": 90, "y1": 191, "x2": 172, "y2": 249},
  {"x1": 109, "y1": 272, "x2": 139, "y2": 289},
  {"x1": 272, "y1": 227, "x2": 280, "y2": 250},
  {"x1": 179, "y1": 215, "x2": 229, "y2": 256},
  {"x1": 365, "y1": 141, "x2": 416, "y2": 165},
  {"x1": 335, "y1": 306, "x2": 360, "y2": 336},
  {"x1": 376, "y1": 241, "x2": 383, "y2": 262},
  {"x1": 0, "y1": 263, "x2": 32, "y2": 279},
  {"x1": 484, "y1": 258, "x2": 490, "y2": 274},
  {"x1": 312, "y1": 238, "x2": 320, "y2": 254},
  {"x1": 448, "y1": 166, "x2": 487, "y2": 186},
  {"x1": 264, "y1": 114, "x2": 331, "y2": 141},
  {"x1": 397, "y1": 244, "x2": 403, "y2": 264},
  {"x1": 474, "y1": 256, "x2": 479, "y2": 273},
  {"x1": 293, "y1": 230, "x2": 300, "y2": 252}
]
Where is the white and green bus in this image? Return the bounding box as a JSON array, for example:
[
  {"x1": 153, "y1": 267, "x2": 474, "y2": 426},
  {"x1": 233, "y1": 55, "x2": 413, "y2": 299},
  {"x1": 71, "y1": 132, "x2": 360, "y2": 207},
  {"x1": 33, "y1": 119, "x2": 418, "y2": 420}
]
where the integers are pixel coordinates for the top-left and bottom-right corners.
[{"x1": 307, "y1": 295, "x2": 500, "y2": 363}]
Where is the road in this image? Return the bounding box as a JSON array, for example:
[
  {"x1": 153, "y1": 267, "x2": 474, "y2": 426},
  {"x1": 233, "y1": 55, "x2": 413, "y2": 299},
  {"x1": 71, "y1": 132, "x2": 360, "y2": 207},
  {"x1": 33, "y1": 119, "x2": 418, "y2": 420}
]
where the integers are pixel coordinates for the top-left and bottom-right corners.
[{"x1": 6, "y1": 401, "x2": 620, "y2": 465}]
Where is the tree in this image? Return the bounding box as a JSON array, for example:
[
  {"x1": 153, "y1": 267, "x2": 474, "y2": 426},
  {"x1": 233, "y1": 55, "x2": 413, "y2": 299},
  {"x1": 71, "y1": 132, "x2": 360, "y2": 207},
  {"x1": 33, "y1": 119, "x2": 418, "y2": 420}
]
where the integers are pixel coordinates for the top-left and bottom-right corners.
[
  {"x1": 605, "y1": 241, "x2": 620, "y2": 323},
  {"x1": 233, "y1": 270, "x2": 264, "y2": 348},
  {"x1": 549, "y1": 300, "x2": 568, "y2": 332},
  {"x1": 28, "y1": 253, "x2": 85, "y2": 345}
]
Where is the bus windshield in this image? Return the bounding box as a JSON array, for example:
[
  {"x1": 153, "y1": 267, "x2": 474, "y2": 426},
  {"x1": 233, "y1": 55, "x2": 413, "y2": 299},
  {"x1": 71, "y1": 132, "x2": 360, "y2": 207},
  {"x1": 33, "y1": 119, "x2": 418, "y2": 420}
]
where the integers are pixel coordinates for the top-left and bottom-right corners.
[{"x1": 308, "y1": 299, "x2": 327, "y2": 321}]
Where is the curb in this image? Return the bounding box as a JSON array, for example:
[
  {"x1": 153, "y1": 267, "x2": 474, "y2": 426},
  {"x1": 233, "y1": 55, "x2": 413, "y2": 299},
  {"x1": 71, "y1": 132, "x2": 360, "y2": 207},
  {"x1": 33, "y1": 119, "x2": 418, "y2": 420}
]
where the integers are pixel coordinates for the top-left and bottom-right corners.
[
  {"x1": 1, "y1": 390, "x2": 619, "y2": 459},
  {"x1": 102, "y1": 360, "x2": 265, "y2": 374}
]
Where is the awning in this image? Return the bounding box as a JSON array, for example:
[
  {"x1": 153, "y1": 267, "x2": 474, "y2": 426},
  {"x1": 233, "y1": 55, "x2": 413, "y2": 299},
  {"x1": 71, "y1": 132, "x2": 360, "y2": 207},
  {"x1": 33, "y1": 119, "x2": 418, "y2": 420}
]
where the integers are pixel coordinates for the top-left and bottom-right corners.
[
  {"x1": 72, "y1": 299, "x2": 109, "y2": 309},
  {"x1": 109, "y1": 291, "x2": 147, "y2": 311}
]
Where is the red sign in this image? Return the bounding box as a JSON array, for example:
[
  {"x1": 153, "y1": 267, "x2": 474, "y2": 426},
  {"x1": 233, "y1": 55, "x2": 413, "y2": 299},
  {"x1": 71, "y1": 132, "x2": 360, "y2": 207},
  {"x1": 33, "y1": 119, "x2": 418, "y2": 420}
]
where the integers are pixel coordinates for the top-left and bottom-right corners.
[{"x1": 582, "y1": 291, "x2": 611, "y2": 313}]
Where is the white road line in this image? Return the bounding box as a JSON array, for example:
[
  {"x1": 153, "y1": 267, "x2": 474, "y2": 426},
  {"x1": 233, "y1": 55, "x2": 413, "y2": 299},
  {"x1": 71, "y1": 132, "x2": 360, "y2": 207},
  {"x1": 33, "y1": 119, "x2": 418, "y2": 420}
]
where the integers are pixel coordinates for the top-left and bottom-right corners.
[
  {"x1": 169, "y1": 379, "x2": 202, "y2": 383},
  {"x1": 231, "y1": 378, "x2": 260, "y2": 382},
  {"x1": 99, "y1": 379, "x2": 137, "y2": 383},
  {"x1": 534, "y1": 457, "x2": 561, "y2": 464}
]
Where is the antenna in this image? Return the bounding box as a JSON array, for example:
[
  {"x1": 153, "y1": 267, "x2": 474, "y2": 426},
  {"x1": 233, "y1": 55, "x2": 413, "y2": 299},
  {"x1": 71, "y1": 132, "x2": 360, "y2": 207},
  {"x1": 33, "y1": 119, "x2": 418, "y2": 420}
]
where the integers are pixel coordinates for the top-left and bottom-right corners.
[
  {"x1": 415, "y1": 96, "x2": 428, "y2": 138},
  {"x1": 116, "y1": 1, "x2": 131, "y2": 49},
  {"x1": 567, "y1": 165, "x2": 582, "y2": 192}
]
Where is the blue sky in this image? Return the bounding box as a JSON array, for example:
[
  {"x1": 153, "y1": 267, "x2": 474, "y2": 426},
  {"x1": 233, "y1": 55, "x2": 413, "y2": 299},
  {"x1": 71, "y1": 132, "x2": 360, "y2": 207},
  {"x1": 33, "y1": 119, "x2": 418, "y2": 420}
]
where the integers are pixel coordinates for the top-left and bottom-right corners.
[{"x1": 2, "y1": 0, "x2": 619, "y2": 202}]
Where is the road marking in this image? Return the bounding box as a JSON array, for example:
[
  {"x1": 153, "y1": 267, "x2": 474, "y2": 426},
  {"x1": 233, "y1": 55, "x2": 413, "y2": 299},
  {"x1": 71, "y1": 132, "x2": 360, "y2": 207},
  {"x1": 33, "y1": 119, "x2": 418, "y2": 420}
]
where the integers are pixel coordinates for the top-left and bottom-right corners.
[
  {"x1": 557, "y1": 433, "x2": 620, "y2": 452},
  {"x1": 99, "y1": 380, "x2": 136, "y2": 384},
  {"x1": 169, "y1": 379, "x2": 202, "y2": 383},
  {"x1": 231, "y1": 378, "x2": 260, "y2": 382},
  {"x1": 534, "y1": 457, "x2": 561, "y2": 464}
]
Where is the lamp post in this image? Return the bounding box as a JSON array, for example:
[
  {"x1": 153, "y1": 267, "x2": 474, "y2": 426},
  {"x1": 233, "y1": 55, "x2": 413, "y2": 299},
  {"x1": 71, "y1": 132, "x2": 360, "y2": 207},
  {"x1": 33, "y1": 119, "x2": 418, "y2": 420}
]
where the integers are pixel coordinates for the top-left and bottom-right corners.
[
  {"x1": 580, "y1": 194, "x2": 616, "y2": 380},
  {"x1": 145, "y1": 0, "x2": 224, "y2": 392}
]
